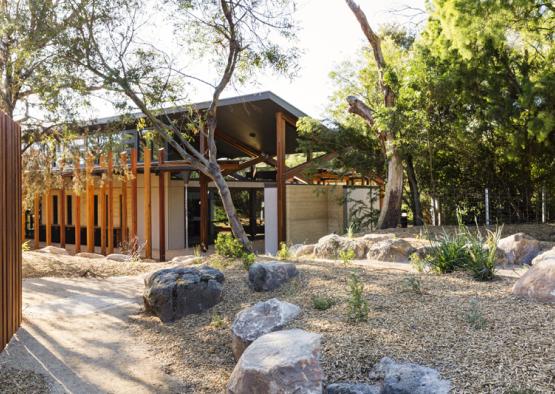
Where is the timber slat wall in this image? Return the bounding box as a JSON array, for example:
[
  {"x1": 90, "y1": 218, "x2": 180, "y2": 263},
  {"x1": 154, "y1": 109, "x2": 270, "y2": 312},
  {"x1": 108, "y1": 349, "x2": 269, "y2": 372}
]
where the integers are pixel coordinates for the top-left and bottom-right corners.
[{"x1": 0, "y1": 112, "x2": 22, "y2": 351}]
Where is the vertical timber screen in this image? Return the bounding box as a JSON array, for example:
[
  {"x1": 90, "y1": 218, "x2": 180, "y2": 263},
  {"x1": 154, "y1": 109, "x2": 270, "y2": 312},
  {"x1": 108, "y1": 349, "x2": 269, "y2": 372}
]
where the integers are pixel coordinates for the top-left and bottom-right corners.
[{"x1": 0, "y1": 112, "x2": 22, "y2": 351}]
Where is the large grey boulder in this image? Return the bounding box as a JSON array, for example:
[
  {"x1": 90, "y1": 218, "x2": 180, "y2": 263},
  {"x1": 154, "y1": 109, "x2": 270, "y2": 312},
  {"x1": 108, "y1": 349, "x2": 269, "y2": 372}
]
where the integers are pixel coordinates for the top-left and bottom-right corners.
[
  {"x1": 369, "y1": 357, "x2": 451, "y2": 394},
  {"x1": 231, "y1": 298, "x2": 301, "y2": 359},
  {"x1": 143, "y1": 266, "x2": 224, "y2": 322},
  {"x1": 248, "y1": 261, "x2": 298, "y2": 292},
  {"x1": 39, "y1": 246, "x2": 68, "y2": 255},
  {"x1": 497, "y1": 233, "x2": 540, "y2": 264},
  {"x1": 314, "y1": 234, "x2": 367, "y2": 259},
  {"x1": 327, "y1": 383, "x2": 381, "y2": 394},
  {"x1": 227, "y1": 329, "x2": 323, "y2": 394},
  {"x1": 512, "y1": 250, "x2": 555, "y2": 303},
  {"x1": 367, "y1": 239, "x2": 416, "y2": 263}
]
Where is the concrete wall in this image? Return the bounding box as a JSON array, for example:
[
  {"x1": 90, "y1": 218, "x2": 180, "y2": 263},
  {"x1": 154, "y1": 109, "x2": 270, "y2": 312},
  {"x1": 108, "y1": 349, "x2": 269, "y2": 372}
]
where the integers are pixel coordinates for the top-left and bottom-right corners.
[{"x1": 285, "y1": 185, "x2": 344, "y2": 245}]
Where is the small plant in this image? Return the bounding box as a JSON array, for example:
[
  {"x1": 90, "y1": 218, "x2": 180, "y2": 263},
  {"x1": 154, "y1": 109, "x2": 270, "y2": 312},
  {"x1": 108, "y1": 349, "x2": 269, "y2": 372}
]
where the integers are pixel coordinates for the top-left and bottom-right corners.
[
  {"x1": 241, "y1": 252, "x2": 256, "y2": 270},
  {"x1": 465, "y1": 299, "x2": 487, "y2": 329},
  {"x1": 193, "y1": 244, "x2": 202, "y2": 257},
  {"x1": 338, "y1": 248, "x2": 356, "y2": 266},
  {"x1": 347, "y1": 273, "x2": 368, "y2": 322},
  {"x1": 210, "y1": 313, "x2": 227, "y2": 329},
  {"x1": 215, "y1": 232, "x2": 244, "y2": 258},
  {"x1": 402, "y1": 275, "x2": 423, "y2": 294},
  {"x1": 410, "y1": 253, "x2": 428, "y2": 273},
  {"x1": 22, "y1": 240, "x2": 31, "y2": 252},
  {"x1": 277, "y1": 242, "x2": 290, "y2": 260},
  {"x1": 119, "y1": 237, "x2": 146, "y2": 262},
  {"x1": 312, "y1": 295, "x2": 335, "y2": 310},
  {"x1": 428, "y1": 230, "x2": 467, "y2": 274},
  {"x1": 346, "y1": 224, "x2": 356, "y2": 239},
  {"x1": 464, "y1": 227, "x2": 501, "y2": 281}
]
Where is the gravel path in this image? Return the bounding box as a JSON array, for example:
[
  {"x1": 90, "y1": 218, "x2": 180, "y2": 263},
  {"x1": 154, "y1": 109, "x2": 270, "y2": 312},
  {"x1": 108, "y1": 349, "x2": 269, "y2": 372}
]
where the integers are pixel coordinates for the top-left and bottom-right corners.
[{"x1": 0, "y1": 275, "x2": 184, "y2": 394}]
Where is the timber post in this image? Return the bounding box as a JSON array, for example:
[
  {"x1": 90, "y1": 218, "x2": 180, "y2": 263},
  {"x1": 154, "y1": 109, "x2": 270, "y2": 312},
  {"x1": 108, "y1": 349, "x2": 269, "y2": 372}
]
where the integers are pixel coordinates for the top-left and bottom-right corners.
[
  {"x1": 276, "y1": 112, "x2": 286, "y2": 244},
  {"x1": 158, "y1": 148, "x2": 166, "y2": 262},
  {"x1": 144, "y1": 147, "x2": 152, "y2": 259},
  {"x1": 100, "y1": 155, "x2": 107, "y2": 255},
  {"x1": 107, "y1": 152, "x2": 114, "y2": 254},
  {"x1": 86, "y1": 153, "x2": 95, "y2": 253},
  {"x1": 130, "y1": 148, "x2": 138, "y2": 243},
  {"x1": 120, "y1": 152, "x2": 128, "y2": 244}
]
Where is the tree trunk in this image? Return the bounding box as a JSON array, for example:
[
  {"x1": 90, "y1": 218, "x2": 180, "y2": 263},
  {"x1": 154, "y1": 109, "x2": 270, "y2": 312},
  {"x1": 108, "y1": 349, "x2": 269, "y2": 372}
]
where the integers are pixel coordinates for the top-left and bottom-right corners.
[
  {"x1": 406, "y1": 155, "x2": 423, "y2": 226},
  {"x1": 377, "y1": 149, "x2": 403, "y2": 229},
  {"x1": 210, "y1": 166, "x2": 253, "y2": 252}
]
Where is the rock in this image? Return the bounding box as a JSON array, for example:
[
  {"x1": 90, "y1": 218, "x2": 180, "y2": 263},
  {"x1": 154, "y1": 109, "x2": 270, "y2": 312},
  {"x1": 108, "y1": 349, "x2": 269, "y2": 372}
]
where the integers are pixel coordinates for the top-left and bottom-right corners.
[
  {"x1": 497, "y1": 233, "x2": 540, "y2": 264},
  {"x1": 367, "y1": 239, "x2": 416, "y2": 263},
  {"x1": 294, "y1": 244, "x2": 316, "y2": 258},
  {"x1": 248, "y1": 261, "x2": 298, "y2": 292},
  {"x1": 227, "y1": 329, "x2": 323, "y2": 394},
  {"x1": 369, "y1": 357, "x2": 451, "y2": 394},
  {"x1": 143, "y1": 266, "x2": 224, "y2": 322},
  {"x1": 38, "y1": 246, "x2": 68, "y2": 255},
  {"x1": 314, "y1": 234, "x2": 367, "y2": 259},
  {"x1": 231, "y1": 298, "x2": 301, "y2": 359},
  {"x1": 512, "y1": 250, "x2": 555, "y2": 303},
  {"x1": 171, "y1": 255, "x2": 202, "y2": 265},
  {"x1": 106, "y1": 253, "x2": 131, "y2": 262},
  {"x1": 76, "y1": 252, "x2": 105, "y2": 259},
  {"x1": 326, "y1": 383, "x2": 382, "y2": 394},
  {"x1": 360, "y1": 233, "x2": 396, "y2": 245}
]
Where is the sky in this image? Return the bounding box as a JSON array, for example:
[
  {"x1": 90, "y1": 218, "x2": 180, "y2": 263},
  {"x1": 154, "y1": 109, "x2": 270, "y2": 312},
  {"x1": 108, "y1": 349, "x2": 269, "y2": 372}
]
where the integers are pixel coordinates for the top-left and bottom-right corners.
[{"x1": 215, "y1": 0, "x2": 427, "y2": 118}]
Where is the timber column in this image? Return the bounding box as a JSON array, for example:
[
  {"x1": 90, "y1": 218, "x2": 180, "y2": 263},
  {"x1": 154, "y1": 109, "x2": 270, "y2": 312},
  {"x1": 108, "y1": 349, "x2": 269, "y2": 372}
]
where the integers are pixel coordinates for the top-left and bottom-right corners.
[
  {"x1": 276, "y1": 112, "x2": 286, "y2": 244},
  {"x1": 199, "y1": 133, "x2": 209, "y2": 249}
]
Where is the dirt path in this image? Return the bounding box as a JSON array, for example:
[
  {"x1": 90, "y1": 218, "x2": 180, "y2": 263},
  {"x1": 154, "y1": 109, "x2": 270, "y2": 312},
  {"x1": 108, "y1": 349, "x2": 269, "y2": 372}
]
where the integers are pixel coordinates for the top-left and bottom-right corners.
[{"x1": 0, "y1": 275, "x2": 184, "y2": 394}]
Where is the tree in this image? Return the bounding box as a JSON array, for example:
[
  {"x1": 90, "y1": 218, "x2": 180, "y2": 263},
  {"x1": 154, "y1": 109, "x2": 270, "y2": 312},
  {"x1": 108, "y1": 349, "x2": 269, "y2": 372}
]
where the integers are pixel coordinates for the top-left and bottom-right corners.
[
  {"x1": 344, "y1": 0, "x2": 404, "y2": 229},
  {"x1": 0, "y1": 0, "x2": 107, "y2": 152},
  {"x1": 62, "y1": 0, "x2": 299, "y2": 250}
]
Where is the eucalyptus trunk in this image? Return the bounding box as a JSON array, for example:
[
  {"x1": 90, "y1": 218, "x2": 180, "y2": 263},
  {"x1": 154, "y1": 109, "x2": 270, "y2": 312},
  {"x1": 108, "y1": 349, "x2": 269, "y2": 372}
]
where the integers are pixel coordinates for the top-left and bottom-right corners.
[{"x1": 406, "y1": 155, "x2": 423, "y2": 226}]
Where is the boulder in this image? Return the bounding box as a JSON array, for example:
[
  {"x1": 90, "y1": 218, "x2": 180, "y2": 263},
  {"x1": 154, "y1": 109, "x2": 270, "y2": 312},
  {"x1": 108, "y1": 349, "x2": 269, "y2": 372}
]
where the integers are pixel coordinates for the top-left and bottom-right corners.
[
  {"x1": 512, "y1": 250, "x2": 555, "y2": 303},
  {"x1": 326, "y1": 383, "x2": 382, "y2": 394},
  {"x1": 227, "y1": 329, "x2": 323, "y2": 394},
  {"x1": 294, "y1": 244, "x2": 316, "y2": 258},
  {"x1": 369, "y1": 357, "x2": 451, "y2": 394},
  {"x1": 76, "y1": 252, "x2": 105, "y2": 259},
  {"x1": 367, "y1": 239, "x2": 416, "y2": 263},
  {"x1": 360, "y1": 233, "x2": 396, "y2": 246},
  {"x1": 314, "y1": 234, "x2": 367, "y2": 259},
  {"x1": 144, "y1": 266, "x2": 224, "y2": 322},
  {"x1": 248, "y1": 262, "x2": 298, "y2": 292},
  {"x1": 497, "y1": 233, "x2": 540, "y2": 264},
  {"x1": 106, "y1": 253, "x2": 131, "y2": 262},
  {"x1": 38, "y1": 246, "x2": 68, "y2": 255},
  {"x1": 171, "y1": 255, "x2": 203, "y2": 265},
  {"x1": 231, "y1": 298, "x2": 301, "y2": 359}
]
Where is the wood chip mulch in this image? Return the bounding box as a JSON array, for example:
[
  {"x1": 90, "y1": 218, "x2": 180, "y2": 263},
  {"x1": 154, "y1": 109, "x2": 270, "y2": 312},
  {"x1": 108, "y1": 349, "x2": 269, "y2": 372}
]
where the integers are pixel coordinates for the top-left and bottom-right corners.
[
  {"x1": 127, "y1": 257, "x2": 555, "y2": 393},
  {"x1": 0, "y1": 367, "x2": 51, "y2": 394}
]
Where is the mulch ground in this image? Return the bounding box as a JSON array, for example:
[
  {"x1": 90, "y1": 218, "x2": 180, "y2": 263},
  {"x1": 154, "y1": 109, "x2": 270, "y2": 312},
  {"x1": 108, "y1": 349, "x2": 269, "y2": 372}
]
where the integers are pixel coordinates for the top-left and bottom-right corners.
[
  {"x1": 128, "y1": 257, "x2": 555, "y2": 393},
  {"x1": 0, "y1": 367, "x2": 51, "y2": 394}
]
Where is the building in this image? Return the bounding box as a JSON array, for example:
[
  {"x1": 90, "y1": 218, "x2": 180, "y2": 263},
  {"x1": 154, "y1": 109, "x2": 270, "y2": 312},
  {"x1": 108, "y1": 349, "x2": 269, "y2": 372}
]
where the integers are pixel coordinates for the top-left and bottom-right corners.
[{"x1": 24, "y1": 91, "x2": 381, "y2": 259}]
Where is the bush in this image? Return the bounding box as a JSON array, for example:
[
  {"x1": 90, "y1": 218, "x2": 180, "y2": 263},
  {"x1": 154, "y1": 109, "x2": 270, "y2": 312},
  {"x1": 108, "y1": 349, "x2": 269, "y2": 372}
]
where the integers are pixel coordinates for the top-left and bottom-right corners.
[
  {"x1": 277, "y1": 242, "x2": 290, "y2": 260},
  {"x1": 347, "y1": 273, "x2": 368, "y2": 322},
  {"x1": 464, "y1": 228, "x2": 501, "y2": 281},
  {"x1": 402, "y1": 275, "x2": 423, "y2": 294},
  {"x1": 465, "y1": 299, "x2": 487, "y2": 329},
  {"x1": 428, "y1": 231, "x2": 468, "y2": 273},
  {"x1": 339, "y1": 248, "x2": 356, "y2": 266},
  {"x1": 215, "y1": 232, "x2": 244, "y2": 258},
  {"x1": 22, "y1": 240, "x2": 30, "y2": 252},
  {"x1": 312, "y1": 295, "x2": 335, "y2": 310},
  {"x1": 241, "y1": 252, "x2": 256, "y2": 270}
]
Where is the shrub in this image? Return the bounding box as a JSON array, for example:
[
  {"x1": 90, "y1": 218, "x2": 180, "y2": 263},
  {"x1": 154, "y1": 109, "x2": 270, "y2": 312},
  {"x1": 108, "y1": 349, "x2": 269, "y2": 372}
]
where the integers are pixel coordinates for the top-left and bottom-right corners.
[
  {"x1": 241, "y1": 252, "x2": 256, "y2": 270},
  {"x1": 465, "y1": 299, "x2": 487, "y2": 329},
  {"x1": 22, "y1": 240, "x2": 30, "y2": 252},
  {"x1": 215, "y1": 232, "x2": 244, "y2": 258},
  {"x1": 428, "y1": 231, "x2": 468, "y2": 273},
  {"x1": 402, "y1": 275, "x2": 423, "y2": 294},
  {"x1": 210, "y1": 313, "x2": 227, "y2": 329},
  {"x1": 410, "y1": 253, "x2": 428, "y2": 273},
  {"x1": 193, "y1": 244, "x2": 202, "y2": 257},
  {"x1": 312, "y1": 295, "x2": 335, "y2": 310},
  {"x1": 347, "y1": 273, "x2": 368, "y2": 322},
  {"x1": 277, "y1": 242, "x2": 290, "y2": 260},
  {"x1": 119, "y1": 237, "x2": 146, "y2": 262},
  {"x1": 339, "y1": 248, "x2": 356, "y2": 266},
  {"x1": 464, "y1": 227, "x2": 501, "y2": 281}
]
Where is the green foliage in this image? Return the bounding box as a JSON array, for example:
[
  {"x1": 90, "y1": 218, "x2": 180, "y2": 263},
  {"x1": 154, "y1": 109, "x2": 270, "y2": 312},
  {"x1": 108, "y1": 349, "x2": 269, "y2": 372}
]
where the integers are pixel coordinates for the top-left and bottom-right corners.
[
  {"x1": 463, "y1": 227, "x2": 501, "y2": 281},
  {"x1": 241, "y1": 252, "x2": 256, "y2": 271},
  {"x1": 22, "y1": 241, "x2": 31, "y2": 252},
  {"x1": 277, "y1": 242, "x2": 290, "y2": 260},
  {"x1": 193, "y1": 245, "x2": 202, "y2": 257},
  {"x1": 210, "y1": 313, "x2": 227, "y2": 329},
  {"x1": 338, "y1": 249, "x2": 356, "y2": 266},
  {"x1": 428, "y1": 231, "x2": 468, "y2": 274},
  {"x1": 214, "y1": 233, "x2": 245, "y2": 259},
  {"x1": 410, "y1": 253, "x2": 428, "y2": 273},
  {"x1": 347, "y1": 273, "x2": 368, "y2": 322},
  {"x1": 312, "y1": 295, "x2": 335, "y2": 311},
  {"x1": 465, "y1": 299, "x2": 487, "y2": 330},
  {"x1": 402, "y1": 276, "x2": 423, "y2": 295}
]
